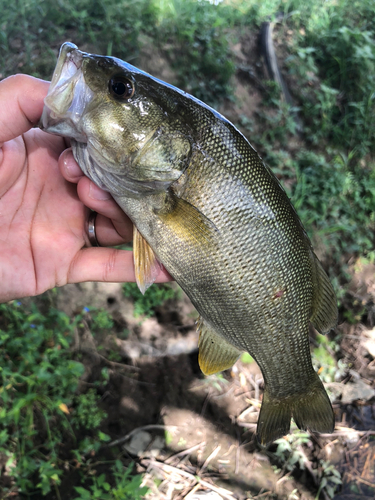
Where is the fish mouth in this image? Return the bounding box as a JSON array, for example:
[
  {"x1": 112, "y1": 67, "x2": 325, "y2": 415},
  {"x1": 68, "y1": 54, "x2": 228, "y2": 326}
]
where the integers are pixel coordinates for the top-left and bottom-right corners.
[{"x1": 40, "y1": 42, "x2": 93, "y2": 141}]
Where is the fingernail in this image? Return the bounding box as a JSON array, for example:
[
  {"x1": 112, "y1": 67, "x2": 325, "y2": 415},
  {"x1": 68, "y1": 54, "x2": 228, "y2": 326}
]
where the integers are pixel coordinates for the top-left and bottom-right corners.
[{"x1": 89, "y1": 182, "x2": 111, "y2": 200}]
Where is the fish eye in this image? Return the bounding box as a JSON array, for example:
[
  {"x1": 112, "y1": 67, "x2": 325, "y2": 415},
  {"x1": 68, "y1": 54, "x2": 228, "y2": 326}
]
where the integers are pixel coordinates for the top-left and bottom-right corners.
[{"x1": 109, "y1": 76, "x2": 134, "y2": 100}]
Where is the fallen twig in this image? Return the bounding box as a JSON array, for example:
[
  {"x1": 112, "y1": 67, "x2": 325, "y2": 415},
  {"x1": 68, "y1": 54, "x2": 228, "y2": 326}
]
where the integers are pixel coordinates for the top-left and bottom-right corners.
[
  {"x1": 142, "y1": 458, "x2": 238, "y2": 500},
  {"x1": 165, "y1": 442, "x2": 206, "y2": 465},
  {"x1": 199, "y1": 445, "x2": 221, "y2": 472},
  {"x1": 98, "y1": 353, "x2": 141, "y2": 371},
  {"x1": 346, "y1": 473, "x2": 375, "y2": 488},
  {"x1": 320, "y1": 427, "x2": 375, "y2": 438},
  {"x1": 184, "y1": 483, "x2": 202, "y2": 499}
]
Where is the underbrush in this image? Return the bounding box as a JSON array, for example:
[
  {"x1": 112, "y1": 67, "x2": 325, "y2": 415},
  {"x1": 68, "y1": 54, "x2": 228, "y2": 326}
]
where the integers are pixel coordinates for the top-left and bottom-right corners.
[
  {"x1": 122, "y1": 283, "x2": 178, "y2": 318},
  {"x1": 0, "y1": 299, "x2": 148, "y2": 498}
]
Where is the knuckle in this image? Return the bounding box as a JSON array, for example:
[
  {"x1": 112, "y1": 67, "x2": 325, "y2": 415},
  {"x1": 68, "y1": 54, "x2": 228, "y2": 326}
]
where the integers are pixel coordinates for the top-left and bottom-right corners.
[{"x1": 102, "y1": 249, "x2": 118, "y2": 281}]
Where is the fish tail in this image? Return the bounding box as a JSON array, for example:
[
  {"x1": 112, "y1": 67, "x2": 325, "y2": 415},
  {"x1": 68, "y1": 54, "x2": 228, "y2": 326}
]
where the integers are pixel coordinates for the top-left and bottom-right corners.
[
  {"x1": 292, "y1": 373, "x2": 335, "y2": 435},
  {"x1": 257, "y1": 390, "x2": 292, "y2": 445},
  {"x1": 257, "y1": 373, "x2": 334, "y2": 445}
]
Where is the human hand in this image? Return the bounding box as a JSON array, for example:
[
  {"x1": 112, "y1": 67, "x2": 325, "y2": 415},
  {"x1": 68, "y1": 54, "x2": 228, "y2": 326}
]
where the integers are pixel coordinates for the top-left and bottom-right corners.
[{"x1": 0, "y1": 74, "x2": 171, "y2": 303}]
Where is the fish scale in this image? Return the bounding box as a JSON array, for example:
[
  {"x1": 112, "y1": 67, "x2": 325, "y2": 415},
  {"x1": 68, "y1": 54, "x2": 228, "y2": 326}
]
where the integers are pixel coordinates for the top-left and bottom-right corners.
[{"x1": 40, "y1": 42, "x2": 338, "y2": 445}]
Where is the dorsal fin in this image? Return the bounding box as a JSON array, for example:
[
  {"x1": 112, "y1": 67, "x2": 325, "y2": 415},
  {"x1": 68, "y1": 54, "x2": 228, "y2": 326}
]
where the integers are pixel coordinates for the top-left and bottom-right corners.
[{"x1": 310, "y1": 253, "x2": 338, "y2": 334}]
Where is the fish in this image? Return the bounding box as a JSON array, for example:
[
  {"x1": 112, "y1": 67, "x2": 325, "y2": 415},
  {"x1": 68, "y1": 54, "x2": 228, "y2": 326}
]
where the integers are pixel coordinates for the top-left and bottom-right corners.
[{"x1": 40, "y1": 42, "x2": 338, "y2": 445}]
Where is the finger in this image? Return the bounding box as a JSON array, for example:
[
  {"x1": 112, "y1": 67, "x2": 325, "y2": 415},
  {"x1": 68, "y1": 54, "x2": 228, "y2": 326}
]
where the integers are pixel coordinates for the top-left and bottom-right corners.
[
  {"x1": 59, "y1": 149, "x2": 133, "y2": 245},
  {"x1": 68, "y1": 247, "x2": 173, "y2": 284},
  {"x1": 59, "y1": 148, "x2": 84, "y2": 183},
  {"x1": 0, "y1": 75, "x2": 49, "y2": 143},
  {"x1": 94, "y1": 214, "x2": 132, "y2": 246},
  {"x1": 77, "y1": 176, "x2": 133, "y2": 243}
]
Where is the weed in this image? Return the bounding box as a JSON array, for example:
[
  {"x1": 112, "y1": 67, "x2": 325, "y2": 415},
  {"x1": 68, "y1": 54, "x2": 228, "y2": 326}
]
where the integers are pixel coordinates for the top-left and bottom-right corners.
[
  {"x1": 241, "y1": 352, "x2": 254, "y2": 364},
  {"x1": 0, "y1": 301, "x2": 84, "y2": 494},
  {"x1": 73, "y1": 460, "x2": 148, "y2": 500},
  {"x1": 0, "y1": 0, "x2": 152, "y2": 78},
  {"x1": 123, "y1": 282, "x2": 178, "y2": 317},
  {"x1": 316, "y1": 460, "x2": 342, "y2": 499},
  {"x1": 71, "y1": 389, "x2": 108, "y2": 430},
  {"x1": 273, "y1": 431, "x2": 310, "y2": 471},
  {"x1": 1, "y1": 0, "x2": 235, "y2": 105},
  {"x1": 88, "y1": 308, "x2": 115, "y2": 332},
  {"x1": 203, "y1": 373, "x2": 229, "y2": 392},
  {"x1": 273, "y1": 430, "x2": 341, "y2": 499},
  {"x1": 153, "y1": 0, "x2": 235, "y2": 104},
  {"x1": 284, "y1": 0, "x2": 375, "y2": 157},
  {"x1": 0, "y1": 300, "x2": 143, "y2": 497},
  {"x1": 311, "y1": 332, "x2": 347, "y2": 384},
  {"x1": 291, "y1": 150, "x2": 375, "y2": 260}
]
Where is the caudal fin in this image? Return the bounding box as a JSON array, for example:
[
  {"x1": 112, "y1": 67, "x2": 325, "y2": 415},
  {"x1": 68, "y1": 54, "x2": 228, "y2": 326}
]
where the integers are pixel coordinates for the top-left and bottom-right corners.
[{"x1": 257, "y1": 373, "x2": 334, "y2": 445}]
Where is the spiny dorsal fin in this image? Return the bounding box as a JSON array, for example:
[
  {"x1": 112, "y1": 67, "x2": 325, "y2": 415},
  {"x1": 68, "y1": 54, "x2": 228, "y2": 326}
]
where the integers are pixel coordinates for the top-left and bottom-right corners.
[
  {"x1": 197, "y1": 316, "x2": 242, "y2": 375},
  {"x1": 133, "y1": 226, "x2": 161, "y2": 294},
  {"x1": 310, "y1": 253, "x2": 338, "y2": 334}
]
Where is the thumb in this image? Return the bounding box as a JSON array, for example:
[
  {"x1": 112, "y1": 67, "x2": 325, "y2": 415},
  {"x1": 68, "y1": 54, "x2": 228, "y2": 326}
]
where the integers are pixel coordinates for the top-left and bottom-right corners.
[{"x1": 0, "y1": 75, "x2": 49, "y2": 144}]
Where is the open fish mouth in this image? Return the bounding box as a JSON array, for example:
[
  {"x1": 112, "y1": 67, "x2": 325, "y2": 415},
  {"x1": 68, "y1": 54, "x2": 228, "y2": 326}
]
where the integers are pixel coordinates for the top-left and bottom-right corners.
[{"x1": 40, "y1": 42, "x2": 93, "y2": 141}]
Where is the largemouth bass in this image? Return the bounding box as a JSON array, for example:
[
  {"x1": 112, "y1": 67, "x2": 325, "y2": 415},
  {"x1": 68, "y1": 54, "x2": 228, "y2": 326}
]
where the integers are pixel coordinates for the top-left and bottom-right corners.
[{"x1": 40, "y1": 43, "x2": 338, "y2": 444}]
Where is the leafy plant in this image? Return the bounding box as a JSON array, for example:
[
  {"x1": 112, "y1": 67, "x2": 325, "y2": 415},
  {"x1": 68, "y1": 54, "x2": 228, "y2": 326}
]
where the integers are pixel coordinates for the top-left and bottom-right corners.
[
  {"x1": 284, "y1": 0, "x2": 375, "y2": 157},
  {"x1": 0, "y1": 0, "x2": 153, "y2": 78},
  {"x1": 153, "y1": 0, "x2": 235, "y2": 104},
  {"x1": 273, "y1": 431, "x2": 311, "y2": 471},
  {"x1": 316, "y1": 460, "x2": 342, "y2": 499},
  {"x1": 203, "y1": 373, "x2": 229, "y2": 392},
  {"x1": 291, "y1": 150, "x2": 375, "y2": 259},
  {"x1": 241, "y1": 352, "x2": 254, "y2": 364},
  {"x1": 71, "y1": 388, "x2": 108, "y2": 430},
  {"x1": 123, "y1": 283, "x2": 177, "y2": 317},
  {"x1": 74, "y1": 460, "x2": 148, "y2": 500},
  {"x1": 0, "y1": 300, "x2": 85, "y2": 495},
  {"x1": 0, "y1": 300, "x2": 128, "y2": 497}
]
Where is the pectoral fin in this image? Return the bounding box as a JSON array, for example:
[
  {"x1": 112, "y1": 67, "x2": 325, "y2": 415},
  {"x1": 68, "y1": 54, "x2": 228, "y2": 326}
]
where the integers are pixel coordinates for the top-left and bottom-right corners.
[
  {"x1": 157, "y1": 195, "x2": 218, "y2": 246},
  {"x1": 197, "y1": 316, "x2": 242, "y2": 375},
  {"x1": 133, "y1": 226, "x2": 161, "y2": 294}
]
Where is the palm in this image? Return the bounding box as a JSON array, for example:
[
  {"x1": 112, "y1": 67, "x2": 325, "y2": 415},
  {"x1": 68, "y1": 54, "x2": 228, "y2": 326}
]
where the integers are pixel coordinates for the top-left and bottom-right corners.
[{"x1": 0, "y1": 128, "x2": 88, "y2": 301}]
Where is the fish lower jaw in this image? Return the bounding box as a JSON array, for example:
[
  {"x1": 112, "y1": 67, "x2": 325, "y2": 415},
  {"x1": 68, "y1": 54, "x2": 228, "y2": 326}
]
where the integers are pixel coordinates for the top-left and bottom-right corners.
[{"x1": 40, "y1": 108, "x2": 87, "y2": 142}]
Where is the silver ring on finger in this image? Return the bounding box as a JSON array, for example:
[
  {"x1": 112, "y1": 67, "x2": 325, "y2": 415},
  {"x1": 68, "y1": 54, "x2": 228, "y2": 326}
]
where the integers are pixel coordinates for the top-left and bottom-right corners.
[{"x1": 87, "y1": 211, "x2": 100, "y2": 247}]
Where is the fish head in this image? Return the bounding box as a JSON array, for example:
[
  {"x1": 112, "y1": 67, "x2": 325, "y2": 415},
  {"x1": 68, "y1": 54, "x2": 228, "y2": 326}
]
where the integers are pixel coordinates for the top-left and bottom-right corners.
[{"x1": 40, "y1": 42, "x2": 193, "y2": 195}]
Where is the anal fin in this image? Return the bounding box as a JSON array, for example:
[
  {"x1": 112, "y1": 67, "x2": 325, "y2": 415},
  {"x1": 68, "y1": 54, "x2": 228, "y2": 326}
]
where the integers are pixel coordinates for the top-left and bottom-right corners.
[
  {"x1": 197, "y1": 316, "x2": 242, "y2": 375},
  {"x1": 133, "y1": 226, "x2": 161, "y2": 294}
]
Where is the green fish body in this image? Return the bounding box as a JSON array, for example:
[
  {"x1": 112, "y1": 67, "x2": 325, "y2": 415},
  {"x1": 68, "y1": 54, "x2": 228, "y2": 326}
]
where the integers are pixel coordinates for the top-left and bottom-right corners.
[{"x1": 40, "y1": 43, "x2": 338, "y2": 444}]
